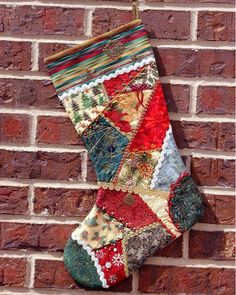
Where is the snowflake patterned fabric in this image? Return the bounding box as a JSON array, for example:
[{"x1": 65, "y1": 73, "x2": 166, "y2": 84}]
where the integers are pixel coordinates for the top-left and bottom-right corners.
[{"x1": 44, "y1": 20, "x2": 205, "y2": 289}]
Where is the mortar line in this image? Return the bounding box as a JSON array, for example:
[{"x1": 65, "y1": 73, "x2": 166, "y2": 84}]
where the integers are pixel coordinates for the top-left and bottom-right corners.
[
  {"x1": 146, "y1": 257, "x2": 235, "y2": 268},
  {"x1": 84, "y1": 8, "x2": 94, "y2": 37},
  {"x1": 0, "y1": 1, "x2": 235, "y2": 11},
  {"x1": 1, "y1": 35, "x2": 235, "y2": 50},
  {"x1": 31, "y1": 42, "x2": 39, "y2": 72},
  {"x1": 188, "y1": 83, "x2": 199, "y2": 115},
  {"x1": 190, "y1": 11, "x2": 198, "y2": 41},
  {"x1": 0, "y1": 144, "x2": 234, "y2": 159},
  {"x1": 0, "y1": 108, "x2": 235, "y2": 123},
  {"x1": 0, "y1": 71, "x2": 235, "y2": 86},
  {"x1": 28, "y1": 185, "x2": 35, "y2": 215},
  {"x1": 30, "y1": 115, "x2": 37, "y2": 146},
  {"x1": 182, "y1": 231, "x2": 189, "y2": 259}
]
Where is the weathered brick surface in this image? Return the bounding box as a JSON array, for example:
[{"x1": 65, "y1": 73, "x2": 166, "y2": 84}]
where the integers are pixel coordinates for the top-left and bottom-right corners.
[
  {"x1": 138, "y1": 265, "x2": 235, "y2": 294},
  {"x1": 36, "y1": 116, "x2": 82, "y2": 145},
  {"x1": 0, "y1": 114, "x2": 30, "y2": 144},
  {"x1": 172, "y1": 121, "x2": 235, "y2": 151},
  {"x1": 163, "y1": 84, "x2": 190, "y2": 113},
  {"x1": 0, "y1": 186, "x2": 28, "y2": 215},
  {"x1": 198, "y1": 12, "x2": 235, "y2": 41},
  {"x1": 39, "y1": 43, "x2": 70, "y2": 71},
  {"x1": 155, "y1": 236, "x2": 183, "y2": 258},
  {"x1": 200, "y1": 194, "x2": 235, "y2": 225},
  {"x1": 33, "y1": 187, "x2": 96, "y2": 217},
  {"x1": 0, "y1": 258, "x2": 27, "y2": 287},
  {"x1": 154, "y1": 48, "x2": 235, "y2": 78},
  {"x1": 189, "y1": 231, "x2": 235, "y2": 260},
  {"x1": 0, "y1": 79, "x2": 61, "y2": 110},
  {"x1": 0, "y1": 6, "x2": 85, "y2": 37},
  {"x1": 0, "y1": 41, "x2": 31, "y2": 71},
  {"x1": 0, "y1": 150, "x2": 82, "y2": 181},
  {"x1": 146, "y1": 0, "x2": 234, "y2": 3},
  {"x1": 191, "y1": 158, "x2": 235, "y2": 187},
  {"x1": 92, "y1": 9, "x2": 190, "y2": 40},
  {"x1": 34, "y1": 259, "x2": 78, "y2": 289},
  {"x1": 197, "y1": 86, "x2": 235, "y2": 115},
  {"x1": 0, "y1": 222, "x2": 76, "y2": 251}
]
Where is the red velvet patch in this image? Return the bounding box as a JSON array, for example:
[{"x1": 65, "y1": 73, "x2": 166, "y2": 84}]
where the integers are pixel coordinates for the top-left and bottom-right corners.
[
  {"x1": 96, "y1": 188, "x2": 159, "y2": 229},
  {"x1": 103, "y1": 68, "x2": 142, "y2": 98},
  {"x1": 94, "y1": 240, "x2": 126, "y2": 287},
  {"x1": 129, "y1": 83, "x2": 170, "y2": 152}
]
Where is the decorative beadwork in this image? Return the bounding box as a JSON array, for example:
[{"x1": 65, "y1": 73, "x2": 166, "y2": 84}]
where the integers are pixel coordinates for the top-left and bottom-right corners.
[{"x1": 103, "y1": 40, "x2": 125, "y2": 60}]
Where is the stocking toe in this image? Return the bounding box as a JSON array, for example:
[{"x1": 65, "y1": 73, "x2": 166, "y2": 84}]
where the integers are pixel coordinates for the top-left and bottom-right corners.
[{"x1": 64, "y1": 238, "x2": 102, "y2": 289}]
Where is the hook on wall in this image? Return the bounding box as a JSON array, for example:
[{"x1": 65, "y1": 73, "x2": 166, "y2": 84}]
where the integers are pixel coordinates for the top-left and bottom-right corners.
[{"x1": 132, "y1": 0, "x2": 140, "y2": 20}]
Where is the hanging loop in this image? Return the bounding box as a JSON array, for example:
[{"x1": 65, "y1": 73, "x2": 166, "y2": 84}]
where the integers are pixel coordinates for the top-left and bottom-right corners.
[{"x1": 132, "y1": 0, "x2": 139, "y2": 20}]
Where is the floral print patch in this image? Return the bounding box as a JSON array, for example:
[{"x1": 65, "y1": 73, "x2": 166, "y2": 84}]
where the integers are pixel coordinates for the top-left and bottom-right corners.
[
  {"x1": 115, "y1": 150, "x2": 161, "y2": 189},
  {"x1": 72, "y1": 206, "x2": 131, "y2": 250}
]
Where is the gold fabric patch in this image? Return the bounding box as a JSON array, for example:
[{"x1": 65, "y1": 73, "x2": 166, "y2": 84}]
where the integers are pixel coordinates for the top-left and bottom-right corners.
[{"x1": 72, "y1": 206, "x2": 131, "y2": 250}]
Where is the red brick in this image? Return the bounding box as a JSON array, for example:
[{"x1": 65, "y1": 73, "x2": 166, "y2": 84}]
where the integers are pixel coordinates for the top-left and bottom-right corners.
[
  {"x1": 87, "y1": 157, "x2": 97, "y2": 182},
  {"x1": 172, "y1": 121, "x2": 235, "y2": 151},
  {"x1": 33, "y1": 187, "x2": 97, "y2": 217},
  {"x1": 218, "y1": 123, "x2": 235, "y2": 151},
  {"x1": 0, "y1": 257, "x2": 27, "y2": 287},
  {"x1": 92, "y1": 9, "x2": 190, "y2": 40},
  {"x1": 0, "y1": 41, "x2": 31, "y2": 71},
  {"x1": 36, "y1": 116, "x2": 82, "y2": 146},
  {"x1": 0, "y1": 114, "x2": 30, "y2": 144},
  {"x1": 191, "y1": 158, "x2": 235, "y2": 187},
  {"x1": 138, "y1": 265, "x2": 235, "y2": 294},
  {"x1": 162, "y1": 84, "x2": 190, "y2": 113},
  {"x1": 0, "y1": 150, "x2": 82, "y2": 181},
  {"x1": 0, "y1": 222, "x2": 76, "y2": 252},
  {"x1": 146, "y1": 0, "x2": 234, "y2": 2},
  {"x1": 141, "y1": 10, "x2": 190, "y2": 40},
  {"x1": 200, "y1": 194, "x2": 235, "y2": 225},
  {"x1": 155, "y1": 236, "x2": 183, "y2": 258},
  {"x1": 92, "y1": 9, "x2": 133, "y2": 36},
  {"x1": 39, "y1": 43, "x2": 70, "y2": 72},
  {"x1": 197, "y1": 86, "x2": 235, "y2": 115},
  {"x1": 198, "y1": 12, "x2": 235, "y2": 41},
  {"x1": 0, "y1": 6, "x2": 85, "y2": 37},
  {"x1": 154, "y1": 48, "x2": 235, "y2": 78},
  {"x1": 189, "y1": 231, "x2": 235, "y2": 260},
  {"x1": 34, "y1": 259, "x2": 78, "y2": 289},
  {"x1": 0, "y1": 79, "x2": 61, "y2": 110},
  {"x1": 0, "y1": 186, "x2": 28, "y2": 215}
]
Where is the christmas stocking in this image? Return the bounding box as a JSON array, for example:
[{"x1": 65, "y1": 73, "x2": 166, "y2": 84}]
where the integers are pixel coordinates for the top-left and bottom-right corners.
[{"x1": 45, "y1": 19, "x2": 205, "y2": 289}]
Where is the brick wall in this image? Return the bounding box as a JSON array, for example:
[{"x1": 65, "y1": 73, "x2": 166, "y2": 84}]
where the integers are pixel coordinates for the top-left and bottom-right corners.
[{"x1": 0, "y1": 0, "x2": 235, "y2": 294}]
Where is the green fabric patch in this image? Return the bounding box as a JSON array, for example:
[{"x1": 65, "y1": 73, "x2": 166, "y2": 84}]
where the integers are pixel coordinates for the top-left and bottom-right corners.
[
  {"x1": 64, "y1": 238, "x2": 102, "y2": 289},
  {"x1": 169, "y1": 175, "x2": 204, "y2": 232}
]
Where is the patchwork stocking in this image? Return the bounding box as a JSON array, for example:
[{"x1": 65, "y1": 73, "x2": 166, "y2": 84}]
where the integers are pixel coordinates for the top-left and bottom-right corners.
[{"x1": 45, "y1": 20, "x2": 205, "y2": 289}]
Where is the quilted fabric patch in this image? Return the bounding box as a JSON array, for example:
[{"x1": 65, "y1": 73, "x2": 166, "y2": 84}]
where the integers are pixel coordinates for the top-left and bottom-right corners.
[
  {"x1": 62, "y1": 84, "x2": 109, "y2": 134},
  {"x1": 96, "y1": 188, "x2": 160, "y2": 229},
  {"x1": 82, "y1": 116, "x2": 129, "y2": 182},
  {"x1": 72, "y1": 206, "x2": 131, "y2": 250}
]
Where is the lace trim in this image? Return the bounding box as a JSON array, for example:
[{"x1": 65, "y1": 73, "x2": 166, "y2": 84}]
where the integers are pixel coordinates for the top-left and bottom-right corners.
[
  {"x1": 150, "y1": 126, "x2": 172, "y2": 189},
  {"x1": 98, "y1": 182, "x2": 169, "y2": 199},
  {"x1": 58, "y1": 56, "x2": 156, "y2": 101},
  {"x1": 71, "y1": 231, "x2": 109, "y2": 288}
]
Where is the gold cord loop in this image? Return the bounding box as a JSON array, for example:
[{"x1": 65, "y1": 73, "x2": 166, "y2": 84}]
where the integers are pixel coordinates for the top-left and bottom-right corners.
[{"x1": 132, "y1": 0, "x2": 139, "y2": 20}]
